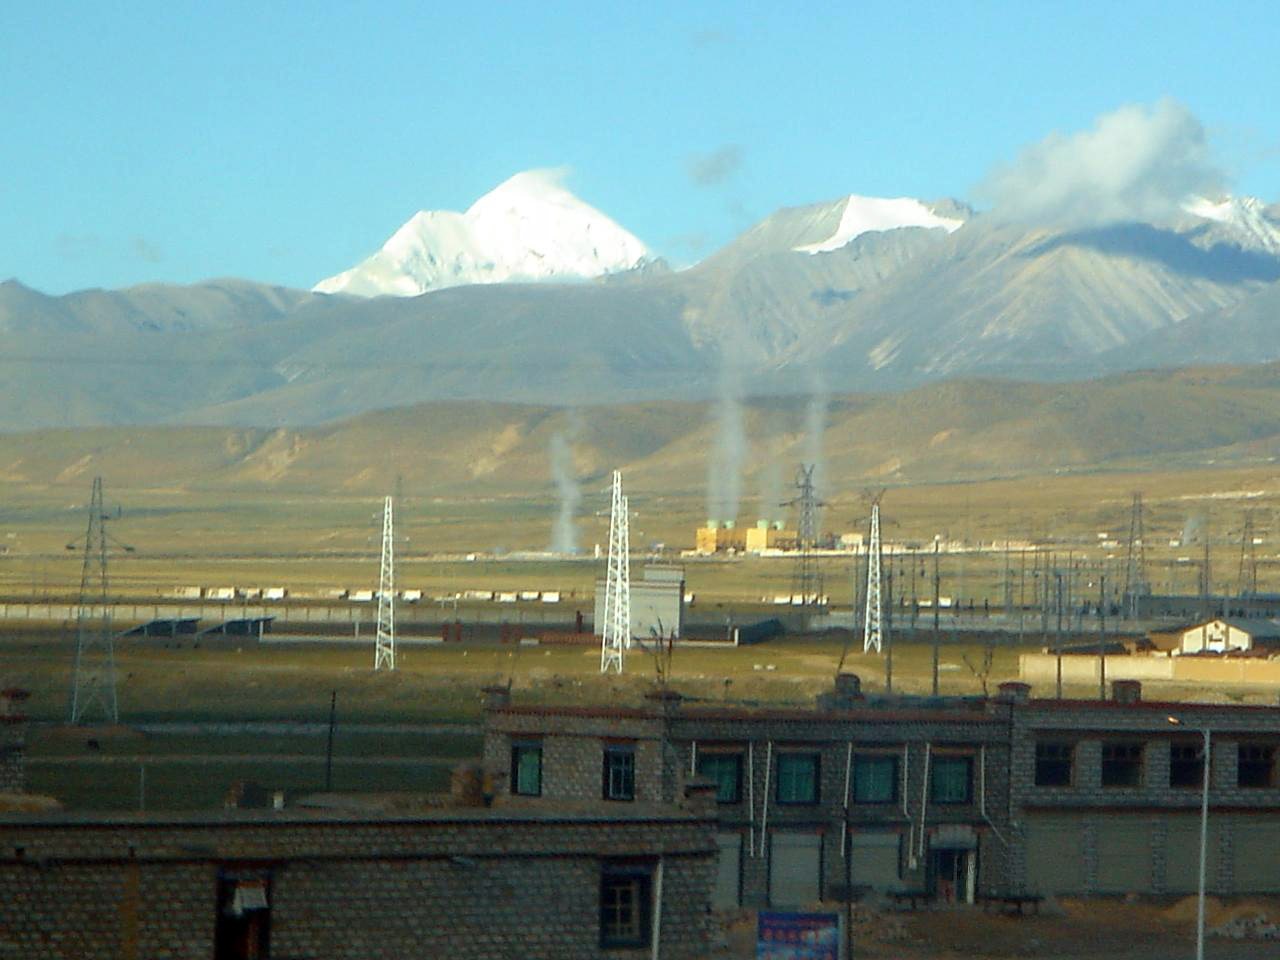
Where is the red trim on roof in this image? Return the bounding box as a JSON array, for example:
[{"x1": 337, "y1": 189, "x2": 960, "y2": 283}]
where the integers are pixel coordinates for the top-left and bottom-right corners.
[
  {"x1": 489, "y1": 704, "x2": 1001, "y2": 725},
  {"x1": 1026, "y1": 698, "x2": 1280, "y2": 714}
]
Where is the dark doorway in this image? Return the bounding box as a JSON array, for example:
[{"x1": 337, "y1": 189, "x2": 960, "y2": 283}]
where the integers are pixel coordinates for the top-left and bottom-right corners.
[{"x1": 215, "y1": 869, "x2": 272, "y2": 960}]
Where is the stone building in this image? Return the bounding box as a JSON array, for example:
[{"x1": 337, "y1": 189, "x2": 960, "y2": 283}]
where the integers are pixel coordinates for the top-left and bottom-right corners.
[
  {"x1": 0, "y1": 690, "x2": 720, "y2": 960},
  {"x1": 1003, "y1": 679, "x2": 1280, "y2": 896},
  {"x1": 483, "y1": 676, "x2": 1280, "y2": 906},
  {"x1": 483, "y1": 677, "x2": 1015, "y2": 909},
  {"x1": 0, "y1": 791, "x2": 718, "y2": 960},
  {"x1": 0, "y1": 688, "x2": 28, "y2": 795}
]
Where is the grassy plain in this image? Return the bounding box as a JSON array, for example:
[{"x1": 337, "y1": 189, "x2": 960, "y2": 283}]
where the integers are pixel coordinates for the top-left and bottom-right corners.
[
  {"x1": 4, "y1": 454, "x2": 1280, "y2": 812},
  {"x1": 1, "y1": 462, "x2": 1277, "y2": 605}
]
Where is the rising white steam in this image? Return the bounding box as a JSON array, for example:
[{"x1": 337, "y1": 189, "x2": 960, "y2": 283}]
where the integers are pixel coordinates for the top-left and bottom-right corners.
[
  {"x1": 549, "y1": 428, "x2": 582, "y2": 553},
  {"x1": 706, "y1": 366, "x2": 745, "y2": 525}
]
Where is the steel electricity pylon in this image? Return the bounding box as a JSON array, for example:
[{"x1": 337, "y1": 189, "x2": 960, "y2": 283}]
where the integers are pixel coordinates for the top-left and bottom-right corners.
[
  {"x1": 374, "y1": 496, "x2": 396, "y2": 671},
  {"x1": 1123, "y1": 492, "x2": 1148, "y2": 619},
  {"x1": 69, "y1": 477, "x2": 119, "y2": 724},
  {"x1": 863, "y1": 497, "x2": 885, "y2": 654},
  {"x1": 782, "y1": 464, "x2": 824, "y2": 607},
  {"x1": 600, "y1": 470, "x2": 631, "y2": 674}
]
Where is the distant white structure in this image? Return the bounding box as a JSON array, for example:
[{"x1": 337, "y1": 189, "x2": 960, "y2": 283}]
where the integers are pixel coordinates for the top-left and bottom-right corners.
[
  {"x1": 374, "y1": 496, "x2": 396, "y2": 671},
  {"x1": 1179, "y1": 618, "x2": 1280, "y2": 655},
  {"x1": 863, "y1": 502, "x2": 884, "y2": 654},
  {"x1": 600, "y1": 470, "x2": 631, "y2": 675}
]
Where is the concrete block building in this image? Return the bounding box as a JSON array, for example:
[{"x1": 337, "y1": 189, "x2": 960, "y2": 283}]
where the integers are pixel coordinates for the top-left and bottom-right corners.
[
  {"x1": 483, "y1": 676, "x2": 1280, "y2": 908},
  {"x1": 483, "y1": 677, "x2": 1015, "y2": 909},
  {"x1": 0, "y1": 799, "x2": 719, "y2": 960},
  {"x1": 0, "y1": 689, "x2": 721, "y2": 960},
  {"x1": 1003, "y1": 679, "x2": 1280, "y2": 896}
]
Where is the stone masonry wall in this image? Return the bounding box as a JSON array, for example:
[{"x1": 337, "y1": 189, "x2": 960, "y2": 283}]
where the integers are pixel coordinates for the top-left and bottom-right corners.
[
  {"x1": 0, "y1": 720, "x2": 23, "y2": 794},
  {"x1": 1005, "y1": 697, "x2": 1280, "y2": 894},
  {"x1": 0, "y1": 811, "x2": 717, "y2": 960},
  {"x1": 488, "y1": 700, "x2": 1016, "y2": 905}
]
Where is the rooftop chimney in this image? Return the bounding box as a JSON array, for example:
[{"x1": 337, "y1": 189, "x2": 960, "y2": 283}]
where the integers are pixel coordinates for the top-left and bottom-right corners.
[
  {"x1": 481, "y1": 684, "x2": 512, "y2": 711},
  {"x1": 817, "y1": 673, "x2": 864, "y2": 711},
  {"x1": 1112, "y1": 680, "x2": 1142, "y2": 705},
  {"x1": 997, "y1": 682, "x2": 1031, "y2": 705}
]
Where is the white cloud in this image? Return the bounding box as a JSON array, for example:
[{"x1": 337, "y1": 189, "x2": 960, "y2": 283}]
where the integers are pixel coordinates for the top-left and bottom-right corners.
[{"x1": 976, "y1": 99, "x2": 1225, "y2": 227}]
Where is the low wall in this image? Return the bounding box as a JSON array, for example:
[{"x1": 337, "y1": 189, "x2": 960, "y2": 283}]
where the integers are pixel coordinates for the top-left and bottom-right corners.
[{"x1": 1020, "y1": 653, "x2": 1280, "y2": 688}]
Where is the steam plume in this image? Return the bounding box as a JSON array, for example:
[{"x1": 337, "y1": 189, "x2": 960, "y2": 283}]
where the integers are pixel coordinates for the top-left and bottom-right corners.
[
  {"x1": 706, "y1": 366, "x2": 745, "y2": 524},
  {"x1": 549, "y1": 428, "x2": 581, "y2": 554}
]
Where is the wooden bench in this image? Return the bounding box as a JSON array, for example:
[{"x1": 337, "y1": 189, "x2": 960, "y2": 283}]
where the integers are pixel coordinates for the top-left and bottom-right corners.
[{"x1": 981, "y1": 893, "x2": 1045, "y2": 915}]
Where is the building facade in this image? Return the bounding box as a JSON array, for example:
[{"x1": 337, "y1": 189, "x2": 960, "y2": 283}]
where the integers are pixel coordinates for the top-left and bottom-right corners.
[
  {"x1": 483, "y1": 678, "x2": 1014, "y2": 909},
  {"x1": 1004, "y1": 679, "x2": 1280, "y2": 896},
  {"x1": 0, "y1": 796, "x2": 718, "y2": 960},
  {"x1": 483, "y1": 676, "x2": 1280, "y2": 907}
]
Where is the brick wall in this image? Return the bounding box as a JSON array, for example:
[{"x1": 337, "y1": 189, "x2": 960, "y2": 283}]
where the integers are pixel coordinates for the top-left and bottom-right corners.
[
  {"x1": 487, "y1": 692, "x2": 1017, "y2": 904},
  {"x1": 0, "y1": 806, "x2": 717, "y2": 960},
  {"x1": 0, "y1": 690, "x2": 27, "y2": 795},
  {"x1": 0, "y1": 721, "x2": 23, "y2": 795}
]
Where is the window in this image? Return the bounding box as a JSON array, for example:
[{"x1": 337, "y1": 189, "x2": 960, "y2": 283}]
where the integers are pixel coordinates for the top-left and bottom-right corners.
[
  {"x1": 603, "y1": 744, "x2": 636, "y2": 801},
  {"x1": 1169, "y1": 741, "x2": 1204, "y2": 789},
  {"x1": 776, "y1": 753, "x2": 820, "y2": 804},
  {"x1": 853, "y1": 754, "x2": 898, "y2": 803},
  {"x1": 599, "y1": 863, "x2": 652, "y2": 948},
  {"x1": 1034, "y1": 741, "x2": 1074, "y2": 787},
  {"x1": 929, "y1": 755, "x2": 972, "y2": 804},
  {"x1": 1101, "y1": 742, "x2": 1144, "y2": 787},
  {"x1": 510, "y1": 741, "x2": 542, "y2": 796},
  {"x1": 1238, "y1": 743, "x2": 1276, "y2": 788},
  {"x1": 697, "y1": 752, "x2": 743, "y2": 804}
]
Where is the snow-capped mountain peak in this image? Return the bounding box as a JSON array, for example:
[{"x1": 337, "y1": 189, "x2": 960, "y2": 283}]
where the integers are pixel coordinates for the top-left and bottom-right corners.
[
  {"x1": 314, "y1": 170, "x2": 651, "y2": 297},
  {"x1": 1183, "y1": 195, "x2": 1280, "y2": 255},
  {"x1": 793, "y1": 195, "x2": 965, "y2": 254}
]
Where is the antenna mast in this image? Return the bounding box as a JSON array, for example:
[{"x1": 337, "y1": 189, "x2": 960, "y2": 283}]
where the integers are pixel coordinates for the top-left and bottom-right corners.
[
  {"x1": 600, "y1": 470, "x2": 631, "y2": 674},
  {"x1": 69, "y1": 476, "x2": 119, "y2": 724},
  {"x1": 374, "y1": 495, "x2": 396, "y2": 671},
  {"x1": 863, "y1": 497, "x2": 884, "y2": 654}
]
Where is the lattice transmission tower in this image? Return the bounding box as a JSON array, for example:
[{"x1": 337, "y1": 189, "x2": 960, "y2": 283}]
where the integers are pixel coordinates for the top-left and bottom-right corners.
[
  {"x1": 374, "y1": 496, "x2": 396, "y2": 671},
  {"x1": 1238, "y1": 511, "x2": 1258, "y2": 612},
  {"x1": 1123, "y1": 492, "x2": 1148, "y2": 619},
  {"x1": 69, "y1": 477, "x2": 119, "y2": 724},
  {"x1": 863, "y1": 497, "x2": 885, "y2": 654},
  {"x1": 600, "y1": 470, "x2": 631, "y2": 674},
  {"x1": 782, "y1": 464, "x2": 824, "y2": 606}
]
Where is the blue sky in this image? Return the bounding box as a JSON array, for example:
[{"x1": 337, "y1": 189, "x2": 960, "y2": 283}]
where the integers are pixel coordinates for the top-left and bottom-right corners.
[{"x1": 3, "y1": 0, "x2": 1277, "y2": 294}]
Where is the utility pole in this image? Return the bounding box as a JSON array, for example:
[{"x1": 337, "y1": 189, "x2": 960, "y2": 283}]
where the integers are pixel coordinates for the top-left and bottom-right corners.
[
  {"x1": 69, "y1": 477, "x2": 120, "y2": 725},
  {"x1": 325, "y1": 690, "x2": 337, "y2": 791},
  {"x1": 931, "y1": 541, "x2": 941, "y2": 696},
  {"x1": 374, "y1": 496, "x2": 396, "y2": 671},
  {"x1": 1238, "y1": 512, "x2": 1257, "y2": 618},
  {"x1": 1098, "y1": 572, "x2": 1107, "y2": 701},
  {"x1": 884, "y1": 550, "x2": 894, "y2": 693},
  {"x1": 1017, "y1": 548, "x2": 1026, "y2": 643}
]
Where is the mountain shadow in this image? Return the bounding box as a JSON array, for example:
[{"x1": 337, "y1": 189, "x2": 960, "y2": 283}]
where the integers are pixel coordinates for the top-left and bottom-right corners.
[{"x1": 1030, "y1": 223, "x2": 1280, "y2": 284}]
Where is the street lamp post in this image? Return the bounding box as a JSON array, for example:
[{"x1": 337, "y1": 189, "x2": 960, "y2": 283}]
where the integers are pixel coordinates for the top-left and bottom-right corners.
[
  {"x1": 1195, "y1": 727, "x2": 1211, "y2": 960},
  {"x1": 1169, "y1": 716, "x2": 1211, "y2": 960}
]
